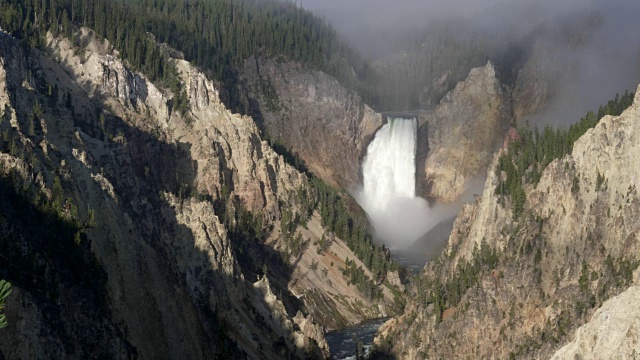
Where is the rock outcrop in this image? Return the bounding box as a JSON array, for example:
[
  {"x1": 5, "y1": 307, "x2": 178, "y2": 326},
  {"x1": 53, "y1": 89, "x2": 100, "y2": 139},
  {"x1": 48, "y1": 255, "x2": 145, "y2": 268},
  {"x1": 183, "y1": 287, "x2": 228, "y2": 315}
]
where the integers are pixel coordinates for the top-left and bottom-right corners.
[
  {"x1": 550, "y1": 271, "x2": 640, "y2": 360},
  {"x1": 240, "y1": 57, "x2": 383, "y2": 190},
  {"x1": 376, "y1": 86, "x2": 640, "y2": 359},
  {"x1": 417, "y1": 62, "x2": 511, "y2": 203}
]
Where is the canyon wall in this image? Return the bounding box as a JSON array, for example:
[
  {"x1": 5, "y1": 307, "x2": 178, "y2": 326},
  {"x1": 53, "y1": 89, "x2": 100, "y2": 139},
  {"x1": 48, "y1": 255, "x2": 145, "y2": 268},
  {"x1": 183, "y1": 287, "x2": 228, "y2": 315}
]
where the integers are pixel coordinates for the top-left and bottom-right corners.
[
  {"x1": 377, "y1": 85, "x2": 640, "y2": 359},
  {"x1": 0, "y1": 28, "x2": 400, "y2": 359}
]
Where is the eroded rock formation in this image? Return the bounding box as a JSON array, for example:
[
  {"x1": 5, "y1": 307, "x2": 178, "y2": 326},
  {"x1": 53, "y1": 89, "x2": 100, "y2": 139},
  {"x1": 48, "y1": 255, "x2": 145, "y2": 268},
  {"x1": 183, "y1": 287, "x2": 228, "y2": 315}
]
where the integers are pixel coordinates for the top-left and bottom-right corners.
[
  {"x1": 416, "y1": 62, "x2": 511, "y2": 203},
  {"x1": 240, "y1": 57, "x2": 383, "y2": 190}
]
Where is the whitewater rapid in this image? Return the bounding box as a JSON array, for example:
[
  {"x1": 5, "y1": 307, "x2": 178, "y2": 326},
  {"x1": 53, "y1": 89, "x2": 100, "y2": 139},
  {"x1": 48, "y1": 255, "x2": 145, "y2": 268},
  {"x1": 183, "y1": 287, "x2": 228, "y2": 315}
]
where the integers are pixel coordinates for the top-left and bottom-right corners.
[{"x1": 356, "y1": 117, "x2": 432, "y2": 248}]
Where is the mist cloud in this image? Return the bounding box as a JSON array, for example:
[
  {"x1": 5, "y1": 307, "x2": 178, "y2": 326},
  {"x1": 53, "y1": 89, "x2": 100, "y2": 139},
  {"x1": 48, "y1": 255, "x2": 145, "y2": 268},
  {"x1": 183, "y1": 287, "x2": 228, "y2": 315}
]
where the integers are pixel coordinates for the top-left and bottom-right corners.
[
  {"x1": 523, "y1": 0, "x2": 640, "y2": 126},
  {"x1": 300, "y1": 0, "x2": 588, "y2": 55},
  {"x1": 302, "y1": 0, "x2": 640, "y2": 125}
]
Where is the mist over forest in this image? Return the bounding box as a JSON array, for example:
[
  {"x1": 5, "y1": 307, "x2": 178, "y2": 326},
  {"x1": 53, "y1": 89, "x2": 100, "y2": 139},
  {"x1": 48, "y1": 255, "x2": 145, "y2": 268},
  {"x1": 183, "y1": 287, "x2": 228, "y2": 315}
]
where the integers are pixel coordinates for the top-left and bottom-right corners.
[
  {"x1": 302, "y1": 0, "x2": 640, "y2": 124},
  {"x1": 300, "y1": 0, "x2": 577, "y2": 55}
]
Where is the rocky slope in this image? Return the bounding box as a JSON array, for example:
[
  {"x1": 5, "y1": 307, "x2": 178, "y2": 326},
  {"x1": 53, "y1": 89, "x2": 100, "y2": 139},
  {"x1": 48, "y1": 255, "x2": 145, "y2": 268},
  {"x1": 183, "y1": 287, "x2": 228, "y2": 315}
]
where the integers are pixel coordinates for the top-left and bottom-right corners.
[
  {"x1": 376, "y1": 86, "x2": 640, "y2": 359},
  {"x1": 283, "y1": 213, "x2": 402, "y2": 330},
  {"x1": 416, "y1": 62, "x2": 511, "y2": 203},
  {"x1": 550, "y1": 275, "x2": 640, "y2": 360},
  {"x1": 0, "y1": 28, "x2": 397, "y2": 359},
  {"x1": 239, "y1": 57, "x2": 383, "y2": 190}
]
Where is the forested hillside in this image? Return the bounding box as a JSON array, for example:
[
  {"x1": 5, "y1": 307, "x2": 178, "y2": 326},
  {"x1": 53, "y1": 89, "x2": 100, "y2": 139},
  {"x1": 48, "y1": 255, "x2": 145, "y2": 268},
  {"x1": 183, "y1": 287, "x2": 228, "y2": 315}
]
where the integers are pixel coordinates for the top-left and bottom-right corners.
[
  {"x1": 0, "y1": 0, "x2": 376, "y2": 110},
  {"x1": 495, "y1": 91, "x2": 635, "y2": 217}
]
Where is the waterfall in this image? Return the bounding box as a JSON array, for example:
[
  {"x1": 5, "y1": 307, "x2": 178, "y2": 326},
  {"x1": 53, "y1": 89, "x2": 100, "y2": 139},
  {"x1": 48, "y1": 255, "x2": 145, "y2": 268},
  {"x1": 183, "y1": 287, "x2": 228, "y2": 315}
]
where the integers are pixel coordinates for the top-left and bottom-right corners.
[
  {"x1": 360, "y1": 118, "x2": 418, "y2": 212},
  {"x1": 356, "y1": 117, "x2": 432, "y2": 248}
]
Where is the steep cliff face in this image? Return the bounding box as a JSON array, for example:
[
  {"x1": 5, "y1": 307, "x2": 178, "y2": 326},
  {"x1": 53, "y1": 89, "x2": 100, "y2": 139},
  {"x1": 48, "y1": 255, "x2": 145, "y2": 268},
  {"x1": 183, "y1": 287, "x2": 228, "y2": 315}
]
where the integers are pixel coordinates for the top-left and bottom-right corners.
[
  {"x1": 0, "y1": 28, "x2": 396, "y2": 359},
  {"x1": 239, "y1": 57, "x2": 383, "y2": 189},
  {"x1": 377, "y1": 86, "x2": 640, "y2": 359},
  {"x1": 416, "y1": 62, "x2": 511, "y2": 203},
  {"x1": 550, "y1": 274, "x2": 640, "y2": 360}
]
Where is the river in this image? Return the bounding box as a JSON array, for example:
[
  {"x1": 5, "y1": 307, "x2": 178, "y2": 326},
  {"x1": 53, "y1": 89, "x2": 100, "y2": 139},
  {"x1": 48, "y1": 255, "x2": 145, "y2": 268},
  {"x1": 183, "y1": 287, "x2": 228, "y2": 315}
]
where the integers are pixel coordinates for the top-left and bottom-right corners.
[{"x1": 325, "y1": 317, "x2": 389, "y2": 360}]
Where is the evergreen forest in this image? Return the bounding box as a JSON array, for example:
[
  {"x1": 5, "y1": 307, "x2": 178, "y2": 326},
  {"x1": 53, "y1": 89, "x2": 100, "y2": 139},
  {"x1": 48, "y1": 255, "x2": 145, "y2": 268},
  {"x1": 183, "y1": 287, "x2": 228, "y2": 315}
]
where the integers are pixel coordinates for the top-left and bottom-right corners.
[{"x1": 0, "y1": 0, "x2": 374, "y2": 109}]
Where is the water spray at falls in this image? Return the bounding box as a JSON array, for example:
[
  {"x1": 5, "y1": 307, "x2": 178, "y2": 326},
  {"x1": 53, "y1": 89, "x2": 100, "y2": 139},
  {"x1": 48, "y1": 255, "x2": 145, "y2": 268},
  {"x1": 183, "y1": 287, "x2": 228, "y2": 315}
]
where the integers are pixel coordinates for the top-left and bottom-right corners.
[
  {"x1": 360, "y1": 118, "x2": 417, "y2": 211},
  {"x1": 356, "y1": 117, "x2": 433, "y2": 248}
]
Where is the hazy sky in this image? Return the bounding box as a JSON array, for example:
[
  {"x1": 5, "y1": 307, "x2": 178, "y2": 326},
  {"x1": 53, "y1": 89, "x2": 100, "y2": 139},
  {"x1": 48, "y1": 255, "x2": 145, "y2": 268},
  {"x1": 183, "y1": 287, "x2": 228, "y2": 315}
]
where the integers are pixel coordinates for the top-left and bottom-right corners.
[{"x1": 300, "y1": 0, "x2": 511, "y2": 26}]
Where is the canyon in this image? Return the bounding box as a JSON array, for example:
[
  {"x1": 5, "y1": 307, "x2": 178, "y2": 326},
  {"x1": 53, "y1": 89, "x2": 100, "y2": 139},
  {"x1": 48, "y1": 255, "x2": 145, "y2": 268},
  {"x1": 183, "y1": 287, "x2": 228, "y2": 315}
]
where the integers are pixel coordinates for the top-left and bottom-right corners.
[{"x1": 1, "y1": 1, "x2": 639, "y2": 358}]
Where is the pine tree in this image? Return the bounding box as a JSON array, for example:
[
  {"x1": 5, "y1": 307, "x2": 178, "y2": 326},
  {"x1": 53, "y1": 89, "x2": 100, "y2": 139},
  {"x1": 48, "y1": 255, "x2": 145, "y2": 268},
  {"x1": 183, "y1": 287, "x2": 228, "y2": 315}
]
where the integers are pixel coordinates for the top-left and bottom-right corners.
[
  {"x1": 28, "y1": 113, "x2": 36, "y2": 136},
  {"x1": 64, "y1": 91, "x2": 73, "y2": 110},
  {"x1": 0, "y1": 280, "x2": 12, "y2": 329}
]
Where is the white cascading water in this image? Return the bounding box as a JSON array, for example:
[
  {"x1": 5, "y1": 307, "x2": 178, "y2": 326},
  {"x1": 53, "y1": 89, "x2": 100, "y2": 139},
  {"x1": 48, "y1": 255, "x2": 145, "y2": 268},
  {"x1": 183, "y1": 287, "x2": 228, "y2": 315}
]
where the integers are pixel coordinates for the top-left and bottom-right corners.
[{"x1": 356, "y1": 117, "x2": 433, "y2": 248}]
